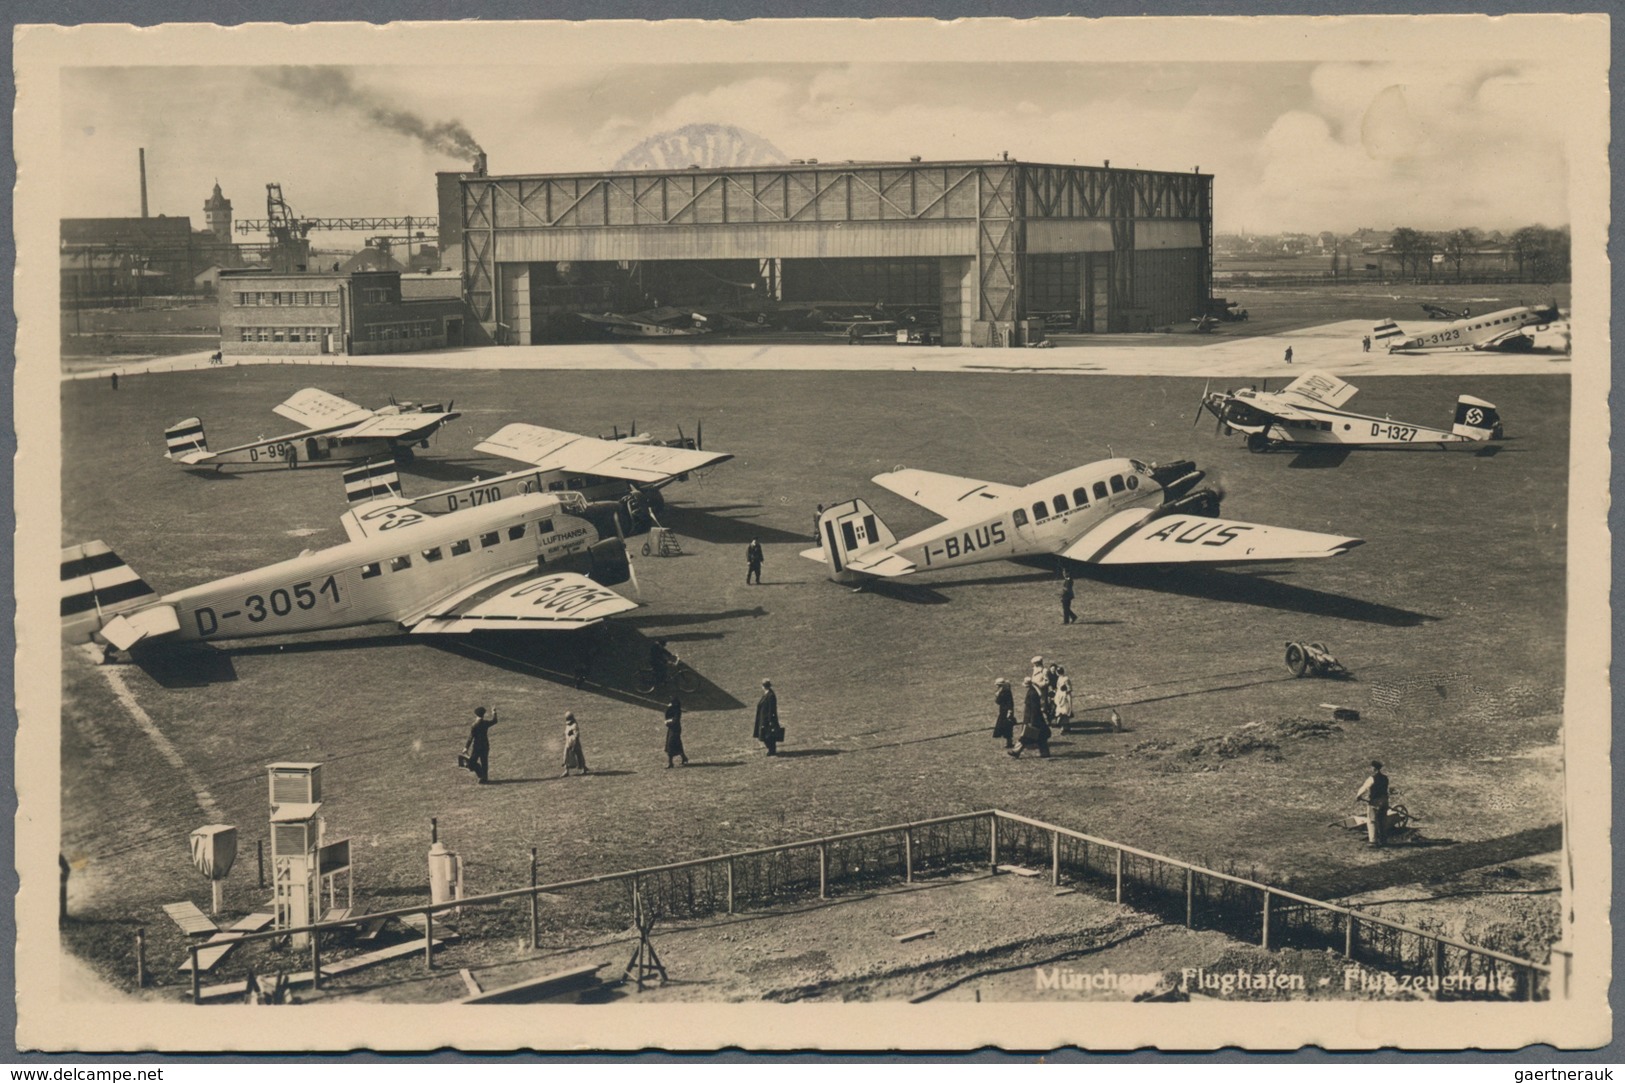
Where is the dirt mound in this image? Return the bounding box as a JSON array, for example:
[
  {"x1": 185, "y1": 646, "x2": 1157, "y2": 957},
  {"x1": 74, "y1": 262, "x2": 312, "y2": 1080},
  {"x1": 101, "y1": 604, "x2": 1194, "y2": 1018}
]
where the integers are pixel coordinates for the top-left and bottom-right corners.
[{"x1": 1130, "y1": 717, "x2": 1343, "y2": 770}]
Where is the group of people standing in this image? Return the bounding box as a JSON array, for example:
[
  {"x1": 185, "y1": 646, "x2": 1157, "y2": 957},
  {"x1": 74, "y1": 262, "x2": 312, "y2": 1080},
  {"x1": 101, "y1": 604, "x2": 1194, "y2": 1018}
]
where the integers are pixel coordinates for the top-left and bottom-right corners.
[
  {"x1": 460, "y1": 676, "x2": 785, "y2": 783},
  {"x1": 992, "y1": 655, "x2": 1073, "y2": 759}
]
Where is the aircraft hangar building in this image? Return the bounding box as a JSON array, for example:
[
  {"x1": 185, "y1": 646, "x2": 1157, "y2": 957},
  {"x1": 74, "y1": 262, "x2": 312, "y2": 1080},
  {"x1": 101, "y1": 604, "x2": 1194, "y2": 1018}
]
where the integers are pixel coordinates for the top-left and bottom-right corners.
[{"x1": 436, "y1": 158, "x2": 1212, "y2": 346}]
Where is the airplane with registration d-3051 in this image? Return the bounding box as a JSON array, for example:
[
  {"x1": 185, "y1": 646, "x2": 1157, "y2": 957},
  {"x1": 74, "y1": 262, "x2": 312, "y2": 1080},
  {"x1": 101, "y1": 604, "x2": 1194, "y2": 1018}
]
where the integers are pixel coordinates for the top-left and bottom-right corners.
[
  {"x1": 61, "y1": 488, "x2": 647, "y2": 655},
  {"x1": 340, "y1": 422, "x2": 733, "y2": 528},
  {"x1": 1372, "y1": 302, "x2": 1562, "y2": 353},
  {"x1": 802, "y1": 458, "x2": 1362, "y2": 586},
  {"x1": 1198, "y1": 371, "x2": 1502, "y2": 453},
  {"x1": 164, "y1": 387, "x2": 460, "y2": 470}
]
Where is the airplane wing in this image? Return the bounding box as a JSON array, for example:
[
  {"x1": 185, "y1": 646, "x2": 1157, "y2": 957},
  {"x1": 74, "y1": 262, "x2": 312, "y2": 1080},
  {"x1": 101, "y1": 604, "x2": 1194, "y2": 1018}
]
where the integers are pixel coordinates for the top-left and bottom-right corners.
[
  {"x1": 870, "y1": 468, "x2": 1017, "y2": 519},
  {"x1": 341, "y1": 408, "x2": 460, "y2": 441},
  {"x1": 273, "y1": 388, "x2": 374, "y2": 430},
  {"x1": 408, "y1": 570, "x2": 638, "y2": 633},
  {"x1": 339, "y1": 499, "x2": 433, "y2": 543},
  {"x1": 475, "y1": 423, "x2": 733, "y2": 485},
  {"x1": 1059, "y1": 508, "x2": 1363, "y2": 566},
  {"x1": 1277, "y1": 371, "x2": 1359, "y2": 410}
]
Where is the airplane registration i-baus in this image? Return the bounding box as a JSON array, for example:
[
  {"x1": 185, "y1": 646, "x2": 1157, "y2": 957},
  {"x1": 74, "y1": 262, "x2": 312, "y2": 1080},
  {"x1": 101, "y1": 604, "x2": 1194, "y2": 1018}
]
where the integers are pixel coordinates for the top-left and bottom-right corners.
[
  {"x1": 802, "y1": 458, "x2": 1363, "y2": 586},
  {"x1": 1371, "y1": 302, "x2": 1563, "y2": 353},
  {"x1": 164, "y1": 387, "x2": 460, "y2": 470},
  {"x1": 1199, "y1": 370, "x2": 1502, "y2": 452},
  {"x1": 61, "y1": 490, "x2": 645, "y2": 655}
]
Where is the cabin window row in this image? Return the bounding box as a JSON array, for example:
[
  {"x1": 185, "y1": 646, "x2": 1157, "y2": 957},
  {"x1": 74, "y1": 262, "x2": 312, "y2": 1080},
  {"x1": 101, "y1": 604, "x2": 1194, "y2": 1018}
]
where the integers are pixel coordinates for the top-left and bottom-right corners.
[
  {"x1": 1022, "y1": 474, "x2": 1137, "y2": 523},
  {"x1": 358, "y1": 520, "x2": 550, "y2": 579},
  {"x1": 233, "y1": 290, "x2": 340, "y2": 307},
  {"x1": 238, "y1": 326, "x2": 336, "y2": 343}
]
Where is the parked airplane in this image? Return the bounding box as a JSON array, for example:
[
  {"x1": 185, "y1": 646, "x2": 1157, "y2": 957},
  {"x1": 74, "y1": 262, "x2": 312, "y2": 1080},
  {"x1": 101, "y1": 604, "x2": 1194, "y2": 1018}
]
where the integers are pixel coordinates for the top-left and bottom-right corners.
[
  {"x1": 62, "y1": 490, "x2": 640, "y2": 653},
  {"x1": 577, "y1": 308, "x2": 711, "y2": 338},
  {"x1": 1198, "y1": 371, "x2": 1502, "y2": 452},
  {"x1": 1420, "y1": 303, "x2": 1470, "y2": 320},
  {"x1": 164, "y1": 388, "x2": 459, "y2": 470},
  {"x1": 340, "y1": 421, "x2": 732, "y2": 526},
  {"x1": 802, "y1": 458, "x2": 1362, "y2": 586},
  {"x1": 1372, "y1": 303, "x2": 1561, "y2": 353}
]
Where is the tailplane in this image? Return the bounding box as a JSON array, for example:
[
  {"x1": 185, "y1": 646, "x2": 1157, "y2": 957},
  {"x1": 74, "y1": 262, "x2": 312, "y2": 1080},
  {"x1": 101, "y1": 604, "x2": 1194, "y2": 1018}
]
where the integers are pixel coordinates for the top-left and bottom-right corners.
[
  {"x1": 1371, "y1": 319, "x2": 1405, "y2": 349},
  {"x1": 61, "y1": 541, "x2": 173, "y2": 647},
  {"x1": 164, "y1": 417, "x2": 210, "y2": 463},
  {"x1": 343, "y1": 460, "x2": 405, "y2": 504},
  {"x1": 799, "y1": 499, "x2": 914, "y2": 582},
  {"x1": 1452, "y1": 396, "x2": 1502, "y2": 441}
]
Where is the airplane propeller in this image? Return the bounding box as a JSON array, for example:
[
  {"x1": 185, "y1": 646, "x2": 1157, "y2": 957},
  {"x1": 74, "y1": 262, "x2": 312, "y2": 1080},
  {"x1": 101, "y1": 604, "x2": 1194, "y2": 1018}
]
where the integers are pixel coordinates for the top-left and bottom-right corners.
[
  {"x1": 609, "y1": 504, "x2": 643, "y2": 599},
  {"x1": 1192, "y1": 379, "x2": 1212, "y2": 429}
]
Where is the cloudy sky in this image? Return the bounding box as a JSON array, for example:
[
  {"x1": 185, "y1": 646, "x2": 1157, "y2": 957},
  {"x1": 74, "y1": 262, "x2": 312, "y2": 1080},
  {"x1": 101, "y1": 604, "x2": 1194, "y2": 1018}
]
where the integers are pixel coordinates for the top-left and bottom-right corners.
[{"x1": 59, "y1": 59, "x2": 1572, "y2": 235}]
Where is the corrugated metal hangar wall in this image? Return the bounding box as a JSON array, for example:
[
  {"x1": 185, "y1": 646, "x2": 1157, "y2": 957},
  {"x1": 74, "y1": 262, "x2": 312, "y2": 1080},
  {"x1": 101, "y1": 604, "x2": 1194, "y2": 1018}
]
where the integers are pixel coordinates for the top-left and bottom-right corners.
[{"x1": 437, "y1": 159, "x2": 1211, "y2": 346}]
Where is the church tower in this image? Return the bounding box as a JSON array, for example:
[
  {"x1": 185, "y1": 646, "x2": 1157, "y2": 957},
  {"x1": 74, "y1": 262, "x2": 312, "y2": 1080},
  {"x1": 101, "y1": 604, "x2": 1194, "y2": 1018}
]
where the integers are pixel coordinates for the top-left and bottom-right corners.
[{"x1": 204, "y1": 181, "x2": 232, "y2": 243}]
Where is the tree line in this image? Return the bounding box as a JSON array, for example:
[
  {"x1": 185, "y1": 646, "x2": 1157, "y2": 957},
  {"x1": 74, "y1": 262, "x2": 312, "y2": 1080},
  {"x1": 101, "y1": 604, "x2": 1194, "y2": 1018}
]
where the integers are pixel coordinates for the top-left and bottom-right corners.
[{"x1": 1385, "y1": 225, "x2": 1570, "y2": 282}]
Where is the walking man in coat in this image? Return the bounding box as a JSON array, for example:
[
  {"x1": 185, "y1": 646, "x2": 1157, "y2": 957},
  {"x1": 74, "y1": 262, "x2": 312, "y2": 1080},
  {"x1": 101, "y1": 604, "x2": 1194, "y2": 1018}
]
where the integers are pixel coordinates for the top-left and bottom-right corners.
[
  {"x1": 1354, "y1": 760, "x2": 1390, "y2": 846},
  {"x1": 1060, "y1": 569, "x2": 1077, "y2": 625},
  {"x1": 753, "y1": 679, "x2": 781, "y2": 756},
  {"x1": 812, "y1": 505, "x2": 825, "y2": 543},
  {"x1": 1009, "y1": 678, "x2": 1051, "y2": 758},
  {"x1": 992, "y1": 677, "x2": 1016, "y2": 749},
  {"x1": 1284, "y1": 345, "x2": 1294, "y2": 364},
  {"x1": 664, "y1": 697, "x2": 689, "y2": 768},
  {"x1": 561, "y1": 712, "x2": 589, "y2": 776},
  {"x1": 745, "y1": 538, "x2": 764, "y2": 585},
  {"x1": 463, "y1": 706, "x2": 499, "y2": 784}
]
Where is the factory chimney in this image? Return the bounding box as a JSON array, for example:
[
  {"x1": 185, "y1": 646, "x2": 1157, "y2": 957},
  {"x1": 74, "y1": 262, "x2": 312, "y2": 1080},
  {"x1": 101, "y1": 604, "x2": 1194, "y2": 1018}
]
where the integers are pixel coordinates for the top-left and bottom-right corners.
[
  {"x1": 139, "y1": 148, "x2": 149, "y2": 218},
  {"x1": 473, "y1": 151, "x2": 487, "y2": 177}
]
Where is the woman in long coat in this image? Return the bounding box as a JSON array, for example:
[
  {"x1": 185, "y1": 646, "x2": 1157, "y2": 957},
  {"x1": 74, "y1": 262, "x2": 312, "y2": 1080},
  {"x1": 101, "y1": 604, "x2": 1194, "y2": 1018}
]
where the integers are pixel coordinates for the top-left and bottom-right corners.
[
  {"x1": 561, "y1": 712, "x2": 589, "y2": 776},
  {"x1": 753, "y1": 679, "x2": 780, "y2": 756},
  {"x1": 992, "y1": 678, "x2": 1016, "y2": 749},
  {"x1": 1010, "y1": 678, "x2": 1051, "y2": 759},
  {"x1": 664, "y1": 697, "x2": 689, "y2": 768},
  {"x1": 1053, "y1": 666, "x2": 1073, "y2": 730}
]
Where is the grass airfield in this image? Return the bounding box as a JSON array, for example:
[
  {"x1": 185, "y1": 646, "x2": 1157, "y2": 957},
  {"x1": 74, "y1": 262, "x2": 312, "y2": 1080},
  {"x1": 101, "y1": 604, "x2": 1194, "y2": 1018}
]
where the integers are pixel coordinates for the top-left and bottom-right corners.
[{"x1": 59, "y1": 360, "x2": 1569, "y2": 992}]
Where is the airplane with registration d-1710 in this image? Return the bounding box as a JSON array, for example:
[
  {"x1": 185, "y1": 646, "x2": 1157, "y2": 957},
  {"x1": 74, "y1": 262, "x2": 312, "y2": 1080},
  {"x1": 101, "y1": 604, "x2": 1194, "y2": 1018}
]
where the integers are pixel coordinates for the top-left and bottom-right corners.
[
  {"x1": 61, "y1": 488, "x2": 647, "y2": 655},
  {"x1": 1198, "y1": 371, "x2": 1502, "y2": 453},
  {"x1": 164, "y1": 387, "x2": 460, "y2": 470},
  {"x1": 1372, "y1": 303, "x2": 1562, "y2": 353},
  {"x1": 802, "y1": 458, "x2": 1362, "y2": 586},
  {"x1": 339, "y1": 422, "x2": 734, "y2": 531}
]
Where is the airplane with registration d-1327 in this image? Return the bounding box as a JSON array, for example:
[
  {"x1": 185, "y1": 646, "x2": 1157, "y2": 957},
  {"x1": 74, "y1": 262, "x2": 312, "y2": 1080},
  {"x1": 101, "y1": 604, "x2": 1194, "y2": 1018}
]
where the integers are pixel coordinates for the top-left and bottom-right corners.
[
  {"x1": 803, "y1": 458, "x2": 1362, "y2": 586},
  {"x1": 61, "y1": 488, "x2": 649, "y2": 656},
  {"x1": 164, "y1": 387, "x2": 460, "y2": 470}
]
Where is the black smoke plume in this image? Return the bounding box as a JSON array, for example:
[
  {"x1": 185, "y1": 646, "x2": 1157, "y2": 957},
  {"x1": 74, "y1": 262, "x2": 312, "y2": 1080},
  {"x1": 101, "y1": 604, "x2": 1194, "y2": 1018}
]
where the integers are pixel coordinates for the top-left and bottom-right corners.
[{"x1": 259, "y1": 67, "x2": 483, "y2": 158}]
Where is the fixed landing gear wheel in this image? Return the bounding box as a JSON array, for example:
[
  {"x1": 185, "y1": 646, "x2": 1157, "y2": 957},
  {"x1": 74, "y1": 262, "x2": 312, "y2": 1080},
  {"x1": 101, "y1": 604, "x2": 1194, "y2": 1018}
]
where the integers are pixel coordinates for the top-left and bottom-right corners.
[
  {"x1": 1246, "y1": 432, "x2": 1272, "y2": 453},
  {"x1": 1285, "y1": 643, "x2": 1309, "y2": 677}
]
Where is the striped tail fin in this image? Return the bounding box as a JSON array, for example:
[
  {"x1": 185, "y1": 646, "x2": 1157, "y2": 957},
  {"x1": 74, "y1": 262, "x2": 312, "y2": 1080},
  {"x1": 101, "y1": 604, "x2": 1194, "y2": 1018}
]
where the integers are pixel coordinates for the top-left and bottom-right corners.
[
  {"x1": 1371, "y1": 319, "x2": 1405, "y2": 347},
  {"x1": 343, "y1": 461, "x2": 404, "y2": 504},
  {"x1": 61, "y1": 542, "x2": 160, "y2": 643},
  {"x1": 164, "y1": 417, "x2": 209, "y2": 462}
]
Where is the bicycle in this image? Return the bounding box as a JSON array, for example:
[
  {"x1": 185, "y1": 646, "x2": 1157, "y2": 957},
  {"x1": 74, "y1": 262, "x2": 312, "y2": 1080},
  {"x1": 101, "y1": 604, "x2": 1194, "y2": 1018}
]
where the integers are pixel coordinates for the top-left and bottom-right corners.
[{"x1": 635, "y1": 658, "x2": 699, "y2": 695}]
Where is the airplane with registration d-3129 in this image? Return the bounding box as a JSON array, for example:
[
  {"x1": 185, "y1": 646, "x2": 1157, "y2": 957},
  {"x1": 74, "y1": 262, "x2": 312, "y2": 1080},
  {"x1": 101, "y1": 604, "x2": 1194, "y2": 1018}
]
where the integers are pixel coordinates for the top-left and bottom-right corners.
[
  {"x1": 164, "y1": 387, "x2": 460, "y2": 470},
  {"x1": 1372, "y1": 302, "x2": 1562, "y2": 353},
  {"x1": 340, "y1": 422, "x2": 733, "y2": 528},
  {"x1": 802, "y1": 458, "x2": 1362, "y2": 586},
  {"x1": 1198, "y1": 371, "x2": 1502, "y2": 453},
  {"x1": 61, "y1": 488, "x2": 646, "y2": 655}
]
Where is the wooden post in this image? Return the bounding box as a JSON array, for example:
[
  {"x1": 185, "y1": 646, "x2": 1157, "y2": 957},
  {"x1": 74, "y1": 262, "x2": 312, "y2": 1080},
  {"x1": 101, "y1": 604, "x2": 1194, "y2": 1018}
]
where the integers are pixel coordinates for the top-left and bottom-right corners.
[
  {"x1": 257, "y1": 838, "x2": 265, "y2": 889},
  {"x1": 134, "y1": 928, "x2": 146, "y2": 989},
  {"x1": 423, "y1": 909, "x2": 434, "y2": 969},
  {"x1": 212, "y1": 880, "x2": 225, "y2": 916},
  {"x1": 1184, "y1": 869, "x2": 1194, "y2": 928},
  {"x1": 818, "y1": 844, "x2": 828, "y2": 899},
  {"x1": 529, "y1": 848, "x2": 539, "y2": 950},
  {"x1": 1113, "y1": 849, "x2": 1123, "y2": 903},
  {"x1": 189, "y1": 942, "x2": 200, "y2": 1003},
  {"x1": 726, "y1": 858, "x2": 735, "y2": 914},
  {"x1": 989, "y1": 814, "x2": 999, "y2": 873},
  {"x1": 1260, "y1": 890, "x2": 1271, "y2": 951},
  {"x1": 1431, "y1": 940, "x2": 1445, "y2": 1000},
  {"x1": 1345, "y1": 915, "x2": 1356, "y2": 958},
  {"x1": 1050, "y1": 831, "x2": 1060, "y2": 886},
  {"x1": 904, "y1": 829, "x2": 914, "y2": 883},
  {"x1": 310, "y1": 926, "x2": 321, "y2": 991}
]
